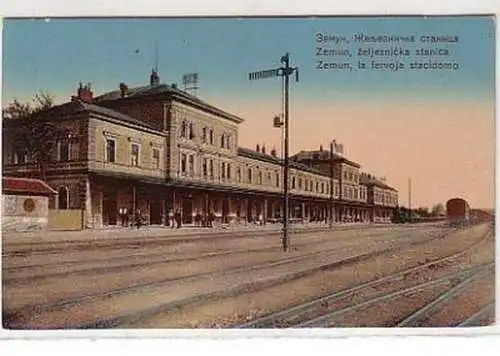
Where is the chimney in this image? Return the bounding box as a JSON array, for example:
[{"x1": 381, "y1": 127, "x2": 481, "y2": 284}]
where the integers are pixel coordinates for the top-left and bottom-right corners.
[
  {"x1": 150, "y1": 68, "x2": 160, "y2": 86},
  {"x1": 319, "y1": 145, "x2": 323, "y2": 151},
  {"x1": 119, "y1": 82, "x2": 128, "y2": 98},
  {"x1": 73, "y1": 82, "x2": 93, "y2": 102},
  {"x1": 171, "y1": 83, "x2": 177, "y2": 89},
  {"x1": 270, "y1": 147, "x2": 277, "y2": 157},
  {"x1": 262, "y1": 144, "x2": 266, "y2": 154},
  {"x1": 256, "y1": 144, "x2": 260, "y2": 152}
]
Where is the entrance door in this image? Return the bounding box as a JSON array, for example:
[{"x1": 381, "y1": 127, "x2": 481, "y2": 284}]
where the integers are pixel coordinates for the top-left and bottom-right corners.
[
  {"x1": 183, "y1": 199, "x2": 193, "y2": 224},
  {"x1": 150, "y1": 199, "x2": 162, "y2": 225},
  {"x1": 103, "y1": 191, "x2": 118, "y2": 225},
  {"x1": 222, "y1": 198, "x2": 229, "y2": 223}
]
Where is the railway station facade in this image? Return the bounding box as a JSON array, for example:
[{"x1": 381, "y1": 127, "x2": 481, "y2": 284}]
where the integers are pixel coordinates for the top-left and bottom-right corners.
[{"x1": 2, "y1": 70, "x2": 399, "y2": 228}]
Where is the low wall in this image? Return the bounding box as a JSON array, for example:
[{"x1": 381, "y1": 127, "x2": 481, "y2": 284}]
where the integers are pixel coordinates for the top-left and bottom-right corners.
[
  {"x1": 48, "y1": 209, "x2": 84, "y2": 231},
  {"x1": 2, "y1": 194, "x2": 49, "y2": 233}
]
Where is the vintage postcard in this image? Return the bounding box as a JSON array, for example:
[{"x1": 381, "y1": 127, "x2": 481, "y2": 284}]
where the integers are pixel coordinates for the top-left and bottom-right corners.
[{"x1": 0, "y1": 15, "x2": 496, "y2": 335}]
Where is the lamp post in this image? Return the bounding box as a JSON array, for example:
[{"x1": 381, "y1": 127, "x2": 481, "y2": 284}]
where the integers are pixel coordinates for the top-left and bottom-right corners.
[{"x1": 249, "y1": 53, "x2": 299, "y2": 252}]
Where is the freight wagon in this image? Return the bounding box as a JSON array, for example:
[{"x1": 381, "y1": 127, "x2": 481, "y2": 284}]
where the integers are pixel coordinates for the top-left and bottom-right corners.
[{"x1": 446, "y1": 198, "x2": 470, "y2": 227}]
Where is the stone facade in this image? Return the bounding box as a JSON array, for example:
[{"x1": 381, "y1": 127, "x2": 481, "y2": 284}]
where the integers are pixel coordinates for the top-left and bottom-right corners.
[{"x1": 2, "y1": 71, "x2": 399, "y2": 228}]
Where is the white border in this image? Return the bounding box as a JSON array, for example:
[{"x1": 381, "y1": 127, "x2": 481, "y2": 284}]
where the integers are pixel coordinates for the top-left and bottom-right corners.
[{"x1": 1, "y1": 0, "x2": 499, "y2": 353}]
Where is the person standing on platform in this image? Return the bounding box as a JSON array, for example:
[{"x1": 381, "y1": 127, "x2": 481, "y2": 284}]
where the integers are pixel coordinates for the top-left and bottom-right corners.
[{"x1": 135, "y1": 209, "x2": 142, "y2": 229}]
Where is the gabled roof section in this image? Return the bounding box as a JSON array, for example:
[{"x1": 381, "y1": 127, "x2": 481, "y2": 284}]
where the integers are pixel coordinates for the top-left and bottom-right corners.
[
  {"x1": 237, "y1": 147, "x2": 330, "y2": 177},
  {"x1": 94, "y1": 83, "x2": 245, "y2": 124},
  {"x1": 360, "y1": 173, "x2": 397, "y2": 191},
  {"x1": 291, "y1": 149, "x2": 361, "y2": 168},
  {"x1": 2, "y1": 177, "x2": 57, "y2": 196},
  {"x1": 23, "y1": 99, "x2": 159, "y2": 131}
]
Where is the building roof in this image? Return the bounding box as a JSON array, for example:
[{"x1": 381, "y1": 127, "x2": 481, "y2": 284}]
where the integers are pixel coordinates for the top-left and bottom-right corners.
[
  {"x1": 94, "y1": 82, "x2": 245, "y2": 124},
  {"x1": 360, "y1": 173, "x2": 397, "y2": 191},
  {"x1": 237, "y1": 147, "x2": 330, "y2": 177},
  {"x1": 2, "y1": 177, "x2": 57, "y2": 196},
  {"x1": 291, "y1": 149, "x2": 361, "y2": 168}
]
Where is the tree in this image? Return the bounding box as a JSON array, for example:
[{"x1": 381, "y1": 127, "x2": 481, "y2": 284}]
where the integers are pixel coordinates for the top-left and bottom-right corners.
[
  {"x1": 431, "y1": 203, "x2": 445, "y2": 217},
  {"x1": 416, "y1": 207, "x2": 430, "y2": 218},
  {"x1": 3, "y1": 92, "x2": 67, "y2": 181}
]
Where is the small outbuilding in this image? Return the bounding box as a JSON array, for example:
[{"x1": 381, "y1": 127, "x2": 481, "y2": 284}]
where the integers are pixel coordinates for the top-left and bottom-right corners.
[{"x1": 2, "y1": 176, "x2": 57, "y2": 233}]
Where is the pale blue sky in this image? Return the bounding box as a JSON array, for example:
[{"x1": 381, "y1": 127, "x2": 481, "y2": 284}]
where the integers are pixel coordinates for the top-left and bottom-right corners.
[{"x1": 2, "y1": 16, "x2": 495, "y2": 105}]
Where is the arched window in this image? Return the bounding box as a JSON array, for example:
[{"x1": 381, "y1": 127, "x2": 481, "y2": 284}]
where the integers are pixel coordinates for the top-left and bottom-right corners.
[{"x1": 58, "y1": 187, "x2": 69, "y2": 209}]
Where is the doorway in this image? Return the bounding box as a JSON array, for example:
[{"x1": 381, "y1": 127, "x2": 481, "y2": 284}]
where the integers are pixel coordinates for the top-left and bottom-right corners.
[
  {"x1": 150, "y1": 199, "x2": 162, "y2": 225},
  {"x1": 103, "y1": 191, "x2": 117, "y2": 225},
  {"x1": 182, "y1": 198, "x2": 193, "y2": 224}
]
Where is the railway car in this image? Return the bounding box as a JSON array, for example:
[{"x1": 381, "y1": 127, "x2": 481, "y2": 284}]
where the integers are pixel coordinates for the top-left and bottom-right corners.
[{"x1": 446, "y1": 198, "x2": 470, "y2": 227}]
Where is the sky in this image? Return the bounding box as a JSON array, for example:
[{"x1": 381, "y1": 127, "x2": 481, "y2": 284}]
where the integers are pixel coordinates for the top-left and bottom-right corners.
[{"x1": 2, "y1": 16, "x2": 496, "y2": 209}]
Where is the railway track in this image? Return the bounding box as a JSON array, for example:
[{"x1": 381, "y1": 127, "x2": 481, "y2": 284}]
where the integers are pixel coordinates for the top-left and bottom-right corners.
[
  {"x1": 456, "y1": 303, "x2": 495, "y2": 327},
  {"x1": 231, "y1": 225, "x2": 493, "y2": 328},
  {"x1": 3, "y1": 226, "x2": 441, "y2": 283},
  {"x1": 4, "y1": 225, "x2": 463, "y2": 329},
  {"x1": 395, "y1": 263, "x2": 494, "y2": 327},
  {"x1": 4, "y1": 224, "x2": 404, "y2": 256},
  {"x1": 295, "y1": 262, "x2": 494, "y2": 328}
]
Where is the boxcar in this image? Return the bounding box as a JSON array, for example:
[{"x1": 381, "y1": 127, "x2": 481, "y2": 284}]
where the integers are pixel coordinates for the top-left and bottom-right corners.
[{"x1": 446, "y1": 198, "x2": 470, "y2": 227}]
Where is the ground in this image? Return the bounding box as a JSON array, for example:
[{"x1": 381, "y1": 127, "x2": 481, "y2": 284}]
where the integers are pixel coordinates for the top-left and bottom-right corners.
[{"x1": 1, "y1": 222, "x2": 495, "y2": 329}]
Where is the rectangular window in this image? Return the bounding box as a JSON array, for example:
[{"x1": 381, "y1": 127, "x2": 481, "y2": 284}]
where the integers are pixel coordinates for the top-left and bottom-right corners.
[
  {"x1": 226, "y1": 134, "x2": 231, "y2": 149},
  {"x1": 106, "y1": 139, "x2": 115, "y2": 163},
  {"x1": 188, "y1": 155, "x2": 194, "y2": 175},
  {"x1": 267, "y1": 172, "x2": 271, "y2": 184},
  {"x1": 181, "y1": 153, "x2": 187, "y2": 173},
  {"x1": 59, "y1": 141, "x2": 70, "y2": 161},
  {"x1": 258, "y1": 171, "x2": 263, "y2": 185},
  {"x1": 298, "y1": 178, "x2": 302, "y2": 190},
  {"x1": 203, "y1": 158, "x2": 208, "y2": 176},
  {"x1": 188, "y1": 123, "x2": 195, "y2": 139},
  {"x1": 221, "y1": 162, "x2": 226, "y2": 178},
  {"x1": 321, "y1": 183, "x2": 324, "y2": 193},
  {"x1": 227, "y1": 164, "x2": 231, "y2": 180},
  {"x1": 131, "y1": 143, "x2": 140, "y2": 166},
  {"x1": 237, "y1": 167, "x2": 242, "y2": 182},
  {"x1": 202, "y1": 127, "x2": 207, "y2": 143},
  {"x1": 180, "y1": 121, "x2": 187, "y2": 138},
  {"x1": 292, "y1": 177, "x2": 296, "y2": 189},
  {"x1": 209, "y1": 159, "x2": 214, "y2": 177},
  {"x1": 275, "y1": 172, "x2": 280, "y2": 187},
  {"x1": 221, "y1": 134, "x2": 225, "y2": 149},
  {"x1": 14, "y1": 149, "x2": 28, "y2": 164},
  {"x1": 248, "y1": 168, "x2": 252, "y2": 183},
  {"x1": 152, "y1": 148, "x2": 160, "y2": 169},
  {"x1": 316, "y1": 182, "x2": 319, "y2": 192},
  {"x1": 209, "y1": 129, "x2": 214, "y2": 145}
]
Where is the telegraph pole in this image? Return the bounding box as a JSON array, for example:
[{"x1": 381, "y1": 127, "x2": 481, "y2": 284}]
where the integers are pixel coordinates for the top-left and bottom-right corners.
[
  {"x1": 408, "y1": 178, "x2": 412, "y2": 223},
  {"x1": 329, "y1": 141, "x2": 334, "y2": 228},
  {"x1": 249, "y1": 53, "x2": 299, "y2": 252}
]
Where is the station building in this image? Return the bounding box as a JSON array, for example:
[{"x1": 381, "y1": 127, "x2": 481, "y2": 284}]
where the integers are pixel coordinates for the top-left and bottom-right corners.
[{"x1": 2, "y1": 70, "x2": 398, "y2": 228}]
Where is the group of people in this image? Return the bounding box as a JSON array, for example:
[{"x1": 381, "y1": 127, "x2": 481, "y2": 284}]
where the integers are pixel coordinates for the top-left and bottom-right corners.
[
  {"x1": 169, "y1": 211, "x2": 215, "y2": 228},
  {"x1": 118, "y1": 208, "x2": 143, "y2": 229},
  {"x1": 118, "y1": 208, "x2": 218, "y2": 229}
]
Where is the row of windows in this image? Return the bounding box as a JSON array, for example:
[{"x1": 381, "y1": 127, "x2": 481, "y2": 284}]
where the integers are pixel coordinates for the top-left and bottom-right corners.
[
  {"x1": 343, "y1": 170, "x2": 360, "y2": 183},
  {"x1": 105, "y1": 138, "x2": 161, "y2": 169},
  {"x1": 374, "y1": 192, "x2": 398, "y2": 205},
  {"x1": 12, "y1": 140, "x2": 72, "y2": 165},
  {"x1": 180, "y1": 120, "x2": 232, "y2": 150},
  {"x1": 291, "y1": 176, "x2": 331, "y2": 195}
]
